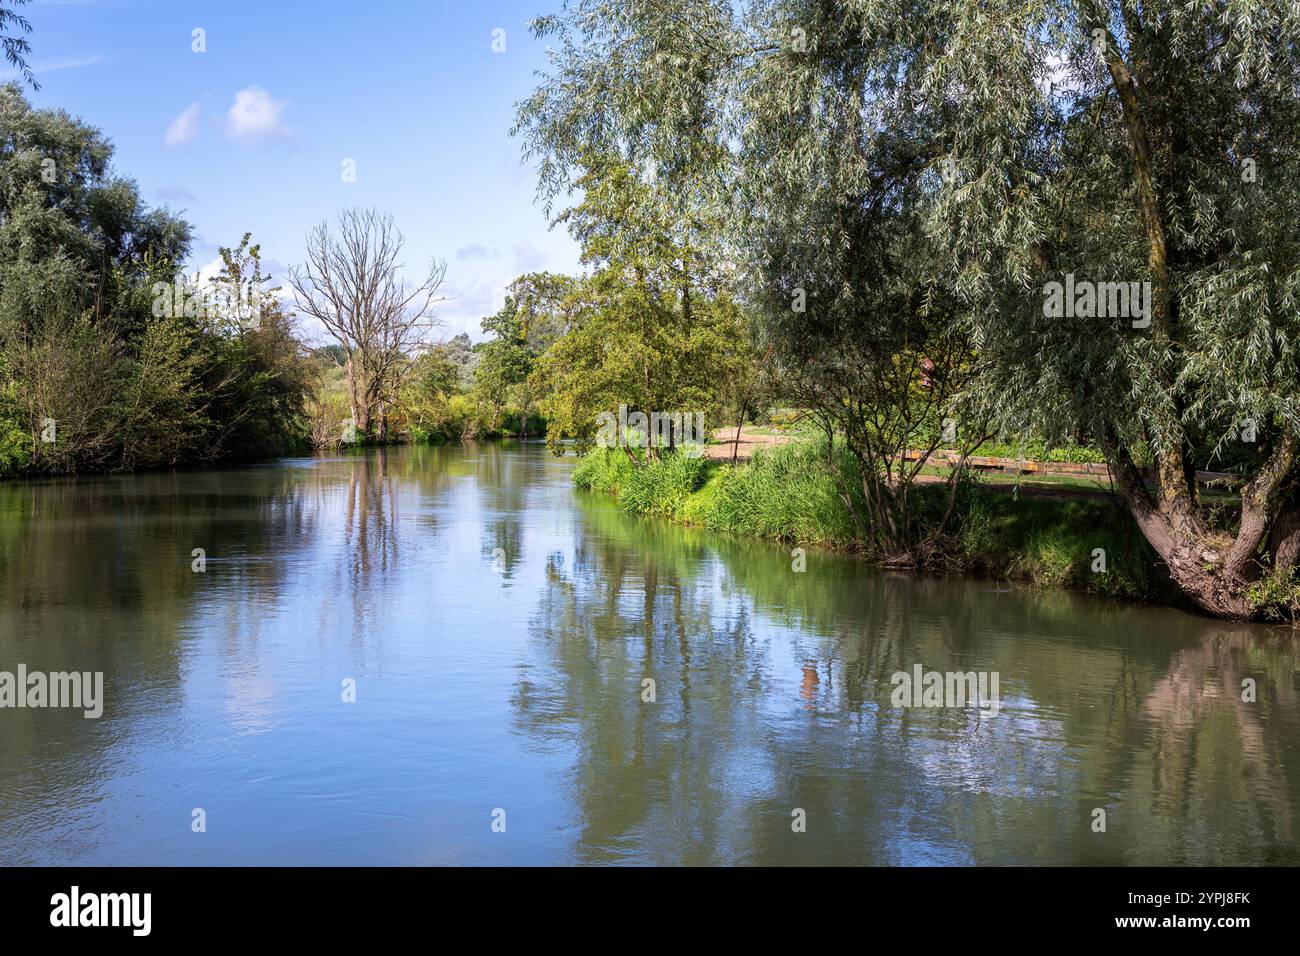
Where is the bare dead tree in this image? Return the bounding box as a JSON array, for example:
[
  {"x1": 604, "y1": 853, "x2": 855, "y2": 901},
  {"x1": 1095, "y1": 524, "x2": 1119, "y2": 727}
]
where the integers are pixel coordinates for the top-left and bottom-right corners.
[{"x1": 290, "y1": 208, "x2": 446, "y2": 442}]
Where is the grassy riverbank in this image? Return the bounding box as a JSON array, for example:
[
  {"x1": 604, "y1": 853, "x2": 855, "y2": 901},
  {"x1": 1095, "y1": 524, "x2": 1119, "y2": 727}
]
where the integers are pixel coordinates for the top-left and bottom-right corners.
[{"x1": 574, "y1": 443, "x2": 1173, "y2": 604}]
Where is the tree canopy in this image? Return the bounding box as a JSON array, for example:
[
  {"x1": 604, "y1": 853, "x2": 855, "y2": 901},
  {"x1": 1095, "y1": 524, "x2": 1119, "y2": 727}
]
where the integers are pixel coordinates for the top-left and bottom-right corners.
[{"x1": 515, "y1": 0, "x2": 1300, "y2": 617}]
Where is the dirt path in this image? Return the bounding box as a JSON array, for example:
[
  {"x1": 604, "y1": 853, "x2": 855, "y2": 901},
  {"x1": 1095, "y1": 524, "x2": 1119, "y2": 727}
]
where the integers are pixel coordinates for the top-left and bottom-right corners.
[{"x1": 706, "y1": 426, "x2": 794, "y2": 461}]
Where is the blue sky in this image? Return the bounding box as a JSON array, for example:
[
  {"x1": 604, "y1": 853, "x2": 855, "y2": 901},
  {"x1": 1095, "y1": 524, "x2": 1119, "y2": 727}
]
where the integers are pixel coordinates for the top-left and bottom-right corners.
[{"x1": 10, "y1": 0, "x2": 580, "y2": 341}]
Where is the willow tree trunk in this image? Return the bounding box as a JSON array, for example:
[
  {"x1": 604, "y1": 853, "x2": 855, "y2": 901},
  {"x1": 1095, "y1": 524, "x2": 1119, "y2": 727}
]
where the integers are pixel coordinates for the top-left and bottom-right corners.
[{"x1": 1107, "y1": 438, "x2": 1297, "y2": 620}]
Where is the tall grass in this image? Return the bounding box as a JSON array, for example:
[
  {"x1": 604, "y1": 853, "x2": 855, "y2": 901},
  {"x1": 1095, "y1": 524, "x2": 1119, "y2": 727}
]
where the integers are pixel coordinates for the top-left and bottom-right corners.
[
  {"x1": 573, "y1": 441, "x2": 1168, "y2": 604},
  {"x1": 706, "y1": 441, "x2": 859, "y2": 545}
]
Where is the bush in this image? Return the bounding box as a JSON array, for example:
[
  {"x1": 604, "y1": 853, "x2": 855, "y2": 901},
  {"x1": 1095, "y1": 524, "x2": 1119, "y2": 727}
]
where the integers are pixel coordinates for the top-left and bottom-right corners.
[
  {"x1": 972, "y1": 439, "x2": 1106, "y2": 464},
  {"x1": 957, "y1": 488, "x2": 1158, "y2": 599},
  {"x1": 4, "y1": 308, "x2": 126, "y2": 474},
  {"x1": 0, "y1": 380, "x2": 29, "y2": 477},
  {"x1": 576, "y1": 441, "x2": 857, "y2": 544},
  {"x1": 620, "y1": 451, "x2": 709, "y2": 516},
  {"x1": 1247, "y1": 564, "x2": 1300, "y2": 622},
  {"x1": 573, "y1": 445, "x2": 636, "y2": 495}
]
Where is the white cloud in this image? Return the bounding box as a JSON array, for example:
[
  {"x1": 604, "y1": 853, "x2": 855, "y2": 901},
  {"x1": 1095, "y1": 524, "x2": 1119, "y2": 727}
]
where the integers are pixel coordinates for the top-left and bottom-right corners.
[
  {"x1": 193, "y1": 256, "x2": 225, "y2": 285},
  {"x1": 435, "y1": 279, "x2": 502, "y2": 340},
  {"x1": 163, "y1": 102, "x2": 201, "y2": 148},
  {"x1": 224, "y1": 86, "x2": 288, "y2": 143}
]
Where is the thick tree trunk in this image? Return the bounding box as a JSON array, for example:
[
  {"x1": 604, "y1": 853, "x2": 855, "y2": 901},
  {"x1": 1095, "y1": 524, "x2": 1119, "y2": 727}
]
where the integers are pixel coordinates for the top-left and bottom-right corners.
[
  {"x1": 344, "y1": 355, "x2": 371, "y2": 435},
  {"x1": 1104, "y1": 439, "x2": 1254, "y2": 618},
  {"x1": 1105, "y1": 435, "x2": 1298, "y2": 620}
]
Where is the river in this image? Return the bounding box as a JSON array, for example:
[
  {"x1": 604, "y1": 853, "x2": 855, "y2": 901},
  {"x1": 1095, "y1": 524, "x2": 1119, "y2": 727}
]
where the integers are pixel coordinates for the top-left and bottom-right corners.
[{"x1": 1, "y1": 443, "x2": 1296, "y2": 865}]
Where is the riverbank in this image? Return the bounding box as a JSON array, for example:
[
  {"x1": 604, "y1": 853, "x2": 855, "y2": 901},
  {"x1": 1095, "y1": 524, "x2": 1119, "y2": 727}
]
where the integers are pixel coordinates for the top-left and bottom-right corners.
[{"x1": 574, "y1": 442, "x2": 1179, "y2": 606}]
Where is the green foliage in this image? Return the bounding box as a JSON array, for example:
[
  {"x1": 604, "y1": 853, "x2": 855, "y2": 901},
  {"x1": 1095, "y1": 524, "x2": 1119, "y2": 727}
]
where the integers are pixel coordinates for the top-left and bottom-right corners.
[
  {"x1": 397, "y1": 346, "x2": 462, "y2": 441},
  {"x1": 516, "y1": 0, "x2": 1300, "y2": 616},
  {"x1": 473, "y1": 280, "x2": 542, "y2": 435},
  {"x1": 619, "y1": 451, "x2": 709, "y2": 516},
  {"x1": 959, "y1": 490, "x2": 1160, "y2": 600},
  {"x1": 115, "y1": 312, "x2": 207, "y2": 469},
  {"x1": 532, "y1": 155, "x2": 748, "y2": 455},
  {"x1": 1246, "y1": 564, "x2": 1300, "y2": 622},
  {"x1": 195, "y1": 235, "x2": 310, "y2": 458},
  {"x1": 578, "y1": 441, "x2": 860, "y2": 545},
  {"x1": 306, "y1": 371, "x2": 352, "y2": 448},
  {"x1": 7, "y1": 305, "x2": 125, "y2": 473},
  {"x1": 0, "y1": 373, "x2": 28, "y2": 475},
  {"x1": 1, "y1": 2, "x2": 36, "y2": 89},
  {"x1": 0, "y1": 82, "x2": 191, "y2": 307},
  {"x1": 0, "y1": 87, "x2": 308, "y2": 476},
  {"x1": 973, "y1": 440, "x2": 1107, "y2": 465},
  {"x1": 519, "y1": 5, "x2": 979, "y2": 557},
  {"x1": 706, "y1": 442, "x2": 859, "y2": 545},
  {"x1": 572, "y1": 445, "x2": 635, "y2": 495},
  {"x1": 398, "y1": 336, "x2": 546, "y2": 444}
]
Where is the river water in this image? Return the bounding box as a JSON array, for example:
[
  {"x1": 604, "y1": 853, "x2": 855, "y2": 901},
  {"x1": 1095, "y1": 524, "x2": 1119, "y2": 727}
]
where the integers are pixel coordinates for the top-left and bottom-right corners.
[{"x1": 1, "y1": 443, "x2": 1296, "y2": 865}]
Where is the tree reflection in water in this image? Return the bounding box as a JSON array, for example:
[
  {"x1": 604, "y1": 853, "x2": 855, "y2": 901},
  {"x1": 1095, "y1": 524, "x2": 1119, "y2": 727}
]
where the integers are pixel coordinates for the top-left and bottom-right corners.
[{"x1": 514, "y1": 488, "x2": 1300, "y2": 864}]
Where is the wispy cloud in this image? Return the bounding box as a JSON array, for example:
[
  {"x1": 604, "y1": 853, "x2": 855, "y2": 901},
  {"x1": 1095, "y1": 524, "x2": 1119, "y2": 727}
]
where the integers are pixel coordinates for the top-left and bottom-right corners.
[
  {"x1": 510, "y1": 242, "x2": 546, "y2": 274},
  {"x1": 224, "y1": 86, "x2": 289, "y2": 144},
  {"x1": 153, "y1": 185, "x2": 196, "y2": 203},
  {"x1": 456, "y1": 244, "x2": 498, "y2": 262},
  {"x1": 163, "y1": 102, "x2": 201, "y2": 148},
  {"x1": 0, "y1": 54, "x2": 104, "y2": 79}
]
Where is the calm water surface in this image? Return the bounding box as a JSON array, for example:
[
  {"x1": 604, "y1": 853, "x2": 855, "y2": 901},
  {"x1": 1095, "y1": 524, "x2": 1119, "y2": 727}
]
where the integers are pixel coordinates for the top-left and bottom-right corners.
[{"x1": 1, "y1": 443, "x2": 1297, "y2": 865}]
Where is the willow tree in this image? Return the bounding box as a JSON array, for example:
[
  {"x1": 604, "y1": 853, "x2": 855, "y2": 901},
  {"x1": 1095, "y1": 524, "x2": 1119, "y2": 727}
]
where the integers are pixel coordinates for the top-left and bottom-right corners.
[
  {"x1": 736, "y1": 3, "x2": 982, "y2": 563},
  {"x1": 1, "y1": 0, "x2": 35, "y2": 88},
  {"x1": 903, "y1": 0, "x2": 1300, "y2": 618},
  {"x1": 517, "y1": 1, "x2": 979, "y2": 562},
  {"x1": 517, "y1": 0, "x2": 1300, "y2": 617}
]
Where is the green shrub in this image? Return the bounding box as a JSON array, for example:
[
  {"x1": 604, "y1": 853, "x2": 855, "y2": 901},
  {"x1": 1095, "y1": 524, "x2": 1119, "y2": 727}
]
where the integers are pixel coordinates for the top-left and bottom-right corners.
[
  {"x1": 575, "y1": 441, "x2": 857, "y2": 545},
  {"x1": 0, "y1": 380, "x2": 29, "y2": 477},
  {"x1": 573, "y1": 446, "x2": 636, "y2": 495},
  {"x1": 1246, "y1": 564, "x2": 1300, "y2": 622},
  {"x1": 972, "y1": 439, "x2": 1106, "y2": 464},
  {"x1": 956, "y1": 488, "x2": 1157, "y2": 599}
]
